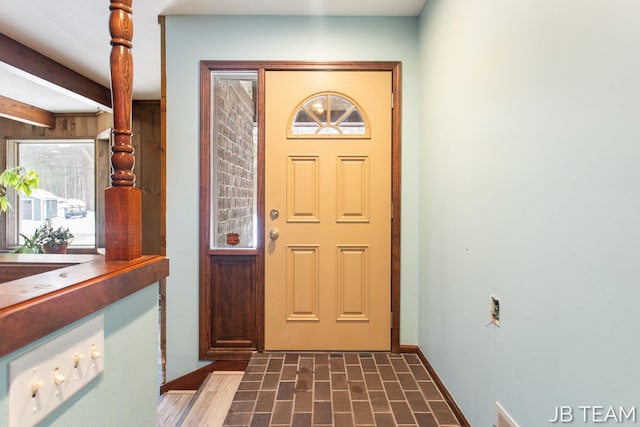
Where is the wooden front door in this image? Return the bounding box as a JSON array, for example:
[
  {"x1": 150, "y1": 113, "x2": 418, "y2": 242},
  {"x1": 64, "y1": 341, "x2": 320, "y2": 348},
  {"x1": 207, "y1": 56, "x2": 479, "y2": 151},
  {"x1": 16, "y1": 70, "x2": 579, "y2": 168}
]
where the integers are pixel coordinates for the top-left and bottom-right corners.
[{"x1": 264, "y1": 70, "x2": 392, "y2": 350}]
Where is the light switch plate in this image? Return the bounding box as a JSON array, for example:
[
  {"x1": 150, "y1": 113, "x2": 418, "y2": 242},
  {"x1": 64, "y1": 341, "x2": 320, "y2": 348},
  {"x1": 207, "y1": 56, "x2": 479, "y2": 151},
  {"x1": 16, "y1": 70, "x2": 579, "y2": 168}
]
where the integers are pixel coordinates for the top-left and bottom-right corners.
[{"x1": 8, "y1": 314, "x2": 104, "y2": 427}]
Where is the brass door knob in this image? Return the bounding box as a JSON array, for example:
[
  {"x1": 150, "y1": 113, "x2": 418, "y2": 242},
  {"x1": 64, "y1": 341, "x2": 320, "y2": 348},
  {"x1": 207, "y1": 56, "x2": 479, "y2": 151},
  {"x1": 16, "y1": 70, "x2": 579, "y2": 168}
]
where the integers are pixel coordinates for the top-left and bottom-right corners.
[{"x1": 269, "y1": 228, "x2": 280, "y2": 240}]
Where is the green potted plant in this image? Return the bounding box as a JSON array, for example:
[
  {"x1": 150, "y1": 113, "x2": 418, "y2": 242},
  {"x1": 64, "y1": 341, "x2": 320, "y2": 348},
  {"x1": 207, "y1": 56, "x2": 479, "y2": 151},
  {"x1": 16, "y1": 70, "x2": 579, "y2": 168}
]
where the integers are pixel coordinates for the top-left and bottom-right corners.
[
  {"x1": 12, "y1": 233, "x2": 43, "y2": 254},
  {"x1": 0, "y1": 166, "x2": 39, "y2": 212},
  {"x1": 14, "y1": 219, "x2": 74, "y2": 254},
  {"x1": 35, "y1": 219, "x2": 74, "y2": 254}
]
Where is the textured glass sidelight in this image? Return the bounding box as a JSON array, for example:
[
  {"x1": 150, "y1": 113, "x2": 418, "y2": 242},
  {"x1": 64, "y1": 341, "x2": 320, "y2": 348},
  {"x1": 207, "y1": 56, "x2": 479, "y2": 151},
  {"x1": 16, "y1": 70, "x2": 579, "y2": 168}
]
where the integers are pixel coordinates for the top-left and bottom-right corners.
[
  {"x1": 289, "y1": 92, "x2": 369, "y2": 137},
  {"x1": 210, "y1": 72, "x2": 258, "y2": 248}
]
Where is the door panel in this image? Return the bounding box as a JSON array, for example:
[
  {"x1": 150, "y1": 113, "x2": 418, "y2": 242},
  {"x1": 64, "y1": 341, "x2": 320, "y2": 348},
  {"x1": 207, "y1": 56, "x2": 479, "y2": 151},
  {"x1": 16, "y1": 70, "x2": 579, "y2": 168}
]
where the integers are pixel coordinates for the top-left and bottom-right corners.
[
  {"x1": 265, "y1": 71, "x2": 392, "y2": 350},
  {"x1": 287, "y1": 156, "x2": 320, "y2": 222}
]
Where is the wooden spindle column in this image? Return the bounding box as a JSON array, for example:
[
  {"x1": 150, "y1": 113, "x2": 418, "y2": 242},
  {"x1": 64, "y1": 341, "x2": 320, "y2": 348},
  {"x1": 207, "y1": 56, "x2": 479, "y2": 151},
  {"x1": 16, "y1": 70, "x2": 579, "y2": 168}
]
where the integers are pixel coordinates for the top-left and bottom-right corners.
[{"x1": 105, "y1": 0, "x2": 142, "y2": 261}]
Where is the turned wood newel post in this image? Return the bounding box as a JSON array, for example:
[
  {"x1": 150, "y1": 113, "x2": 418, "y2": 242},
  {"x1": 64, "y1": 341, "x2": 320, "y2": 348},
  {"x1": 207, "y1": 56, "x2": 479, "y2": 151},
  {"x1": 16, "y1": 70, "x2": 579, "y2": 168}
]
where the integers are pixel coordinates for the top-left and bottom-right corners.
[{"x1": 105, "y1": 0, "x2": 142, "y2": 261}]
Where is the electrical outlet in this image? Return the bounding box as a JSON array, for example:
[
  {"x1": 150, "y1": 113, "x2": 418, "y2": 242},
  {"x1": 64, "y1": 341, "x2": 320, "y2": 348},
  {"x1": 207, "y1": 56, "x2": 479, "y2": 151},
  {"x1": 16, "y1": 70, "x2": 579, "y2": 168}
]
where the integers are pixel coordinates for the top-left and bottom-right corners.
[
  {"x1": 8, "y1": 315, "x2": 104, "y2": 427},
  {"x1": 491, "y1": 295, "x2": 500, "y2": 326}
]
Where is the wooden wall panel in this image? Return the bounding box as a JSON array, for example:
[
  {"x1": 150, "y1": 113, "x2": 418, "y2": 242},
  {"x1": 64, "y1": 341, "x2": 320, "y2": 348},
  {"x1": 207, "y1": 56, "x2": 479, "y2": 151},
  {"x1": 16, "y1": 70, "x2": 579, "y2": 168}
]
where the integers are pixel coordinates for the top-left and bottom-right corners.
[
  {"x1": 96, "y1": 135, "x2": 111, "y2": 250},
  {"x1": 132, "y1": 101, "x2": 163, "y2": 255},
  {"x1": 200, "y1": 255, "x2": 258, "y2": 360}
]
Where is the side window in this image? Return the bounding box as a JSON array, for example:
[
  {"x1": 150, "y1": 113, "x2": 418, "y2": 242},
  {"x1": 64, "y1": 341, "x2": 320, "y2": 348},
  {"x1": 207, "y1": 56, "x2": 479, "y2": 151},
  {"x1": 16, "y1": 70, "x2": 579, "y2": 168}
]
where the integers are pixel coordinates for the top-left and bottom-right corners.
[
  {"x1": 9, "y1": 139, "x2": 96, "y2": 249},
  {"x1": 210, "y1": 72, "x2": 258, "y2": 249}
]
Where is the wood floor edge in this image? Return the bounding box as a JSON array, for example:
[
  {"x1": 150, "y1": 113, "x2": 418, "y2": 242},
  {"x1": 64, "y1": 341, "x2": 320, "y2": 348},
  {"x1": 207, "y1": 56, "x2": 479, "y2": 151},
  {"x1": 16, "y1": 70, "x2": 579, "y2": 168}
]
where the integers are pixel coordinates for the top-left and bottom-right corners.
[
  {"x1": 172, "y1": 372, "x2": 211, "y2": 427},
  {"x1": 159, "y1": 360, "x2": 249, "y2": 394},
  {"x1": 414, "y1": 346, "x2": 471, "y2": 427}
]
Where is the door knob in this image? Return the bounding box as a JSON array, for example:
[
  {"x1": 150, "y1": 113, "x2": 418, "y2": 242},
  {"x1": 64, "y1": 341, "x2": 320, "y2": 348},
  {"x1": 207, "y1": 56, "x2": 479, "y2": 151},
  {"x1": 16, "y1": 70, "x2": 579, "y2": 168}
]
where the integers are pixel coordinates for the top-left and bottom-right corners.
[{"x1": 269, "y1": 228, "x2": 280, "y2": 240}]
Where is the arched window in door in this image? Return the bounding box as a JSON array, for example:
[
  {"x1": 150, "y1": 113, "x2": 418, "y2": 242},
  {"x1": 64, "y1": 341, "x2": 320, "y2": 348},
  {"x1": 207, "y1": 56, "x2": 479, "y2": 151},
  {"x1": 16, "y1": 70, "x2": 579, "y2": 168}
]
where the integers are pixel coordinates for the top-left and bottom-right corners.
[{"x1": 288, "y1": 92, "x2": 370, "y2": 138}]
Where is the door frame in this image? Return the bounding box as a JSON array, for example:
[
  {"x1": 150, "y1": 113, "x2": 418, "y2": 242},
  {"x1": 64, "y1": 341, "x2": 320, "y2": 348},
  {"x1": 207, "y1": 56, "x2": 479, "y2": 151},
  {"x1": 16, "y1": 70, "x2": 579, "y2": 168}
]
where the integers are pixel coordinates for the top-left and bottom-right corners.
[{"x1": 198, "y1": 61, "x2": 402, "y2": 358}]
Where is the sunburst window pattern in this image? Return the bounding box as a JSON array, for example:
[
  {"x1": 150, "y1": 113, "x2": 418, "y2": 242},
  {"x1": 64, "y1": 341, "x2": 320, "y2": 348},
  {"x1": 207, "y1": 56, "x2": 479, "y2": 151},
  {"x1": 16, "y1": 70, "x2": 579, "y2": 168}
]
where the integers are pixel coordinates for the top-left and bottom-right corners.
[{"x1": 289, "y1": 93, "x2": 369, "y2": 138}]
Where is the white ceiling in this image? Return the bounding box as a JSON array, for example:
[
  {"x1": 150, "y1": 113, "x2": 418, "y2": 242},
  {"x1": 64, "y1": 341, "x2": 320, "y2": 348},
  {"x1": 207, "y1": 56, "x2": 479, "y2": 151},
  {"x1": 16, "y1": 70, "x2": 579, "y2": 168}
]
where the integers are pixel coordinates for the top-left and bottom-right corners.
[{"x1": 0, "y1": 0, "x2": 426, "y2": 114}]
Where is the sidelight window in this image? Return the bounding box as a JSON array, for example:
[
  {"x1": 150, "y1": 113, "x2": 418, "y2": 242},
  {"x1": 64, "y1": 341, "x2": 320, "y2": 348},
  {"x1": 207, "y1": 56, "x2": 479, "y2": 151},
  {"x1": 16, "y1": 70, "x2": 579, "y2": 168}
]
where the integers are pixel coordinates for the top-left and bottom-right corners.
[{"x1": 209, "y1": 72, "x2": 258, "y2": 249}]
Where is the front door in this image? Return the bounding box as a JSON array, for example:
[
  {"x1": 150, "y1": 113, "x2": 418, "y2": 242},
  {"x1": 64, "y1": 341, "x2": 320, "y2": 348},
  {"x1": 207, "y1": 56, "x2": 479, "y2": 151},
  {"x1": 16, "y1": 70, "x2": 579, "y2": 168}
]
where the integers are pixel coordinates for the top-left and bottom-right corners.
[{"x1": 265, "y1": 70, "x2": 392, "y2": 350}]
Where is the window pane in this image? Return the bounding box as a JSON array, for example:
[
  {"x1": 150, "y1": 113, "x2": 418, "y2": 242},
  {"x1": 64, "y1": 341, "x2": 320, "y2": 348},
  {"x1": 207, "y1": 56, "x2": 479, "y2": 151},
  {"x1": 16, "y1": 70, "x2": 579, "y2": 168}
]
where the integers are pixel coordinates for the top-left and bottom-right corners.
[
  {"x1": 290, "y1": 92, "x2": 368, "y2": 137},
  {"x1": 292, "y1": 110, "x2": 320, "y2": 134},
  {"x1": 210, "y1": 72, "x2": 258, "y2": 249},
  {"x1": 338, "y1": 110, "x2": 366, "y2": 134},
  {"x1": 302, "y1": 96, "x2": 328, "y2": 123},
  {"x1": 18, "y1": 141, "x2": 95, "y2": 247},
  {"x1": 329, "y1": 94, "x2": 352, "y2": 122}
]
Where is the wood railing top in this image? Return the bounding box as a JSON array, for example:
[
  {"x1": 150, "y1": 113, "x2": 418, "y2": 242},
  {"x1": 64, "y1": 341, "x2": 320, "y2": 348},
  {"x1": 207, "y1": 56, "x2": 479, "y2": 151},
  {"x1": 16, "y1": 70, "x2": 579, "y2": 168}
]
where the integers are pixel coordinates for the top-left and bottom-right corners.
[{"x1": 0, "y1": 254, "x2": 169, "y2": 357}]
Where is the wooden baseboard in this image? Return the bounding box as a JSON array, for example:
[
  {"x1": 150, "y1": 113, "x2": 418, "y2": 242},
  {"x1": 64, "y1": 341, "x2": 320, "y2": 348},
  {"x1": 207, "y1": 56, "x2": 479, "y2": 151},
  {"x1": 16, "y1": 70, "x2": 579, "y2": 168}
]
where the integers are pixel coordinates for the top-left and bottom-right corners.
[
  {"x1": 413, "y1": 346, "x2": 471, "y2": 427},
  {"x1": 160, "y1": 359, "x2": 248, "y2": 394},
  {"x1": 399, "y1": 344, "x2": 418, "y2": 353}
]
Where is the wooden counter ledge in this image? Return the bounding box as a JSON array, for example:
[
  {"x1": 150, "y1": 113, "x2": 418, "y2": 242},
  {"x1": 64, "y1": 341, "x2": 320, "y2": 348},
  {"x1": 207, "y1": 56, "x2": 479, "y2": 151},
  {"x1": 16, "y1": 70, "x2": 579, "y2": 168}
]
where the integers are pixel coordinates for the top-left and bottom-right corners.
[{"x1": 0, "y1": 254, "x2": 169, "y2": 357}]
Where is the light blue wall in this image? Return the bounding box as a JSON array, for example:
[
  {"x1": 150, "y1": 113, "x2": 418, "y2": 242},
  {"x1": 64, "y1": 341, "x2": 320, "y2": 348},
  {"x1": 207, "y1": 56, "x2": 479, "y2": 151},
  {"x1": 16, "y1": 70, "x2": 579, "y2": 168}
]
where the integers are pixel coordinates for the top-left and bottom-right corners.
[
  {"x1": 0, "y1": 284, "x2": 159, "y2": 426},
  {"x1": 165, "y1": 15, "x2": 421, "y2": 380},
  {"x1": 418, "y1": 0, "x2": 640, "y2": 425}
]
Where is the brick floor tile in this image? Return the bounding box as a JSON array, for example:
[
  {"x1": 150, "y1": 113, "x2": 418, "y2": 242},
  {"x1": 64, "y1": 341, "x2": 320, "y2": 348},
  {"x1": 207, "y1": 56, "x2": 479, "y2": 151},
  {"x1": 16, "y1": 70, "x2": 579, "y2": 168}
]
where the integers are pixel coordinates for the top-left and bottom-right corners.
[
  {"x1": 409, "y1": 364, "x2": 431, "y2": 381},
  {"x1": 352, "y1": 401, "x2": 375, "y2": 425},
  {"x1": 334, "y1": 412, "x2": 355, "y2": 427},
  {"x1": 285, "y1": 353, "x2": 300, "y2": 365},
  {"x1": 373, "y1": 353, "x2": 390, "y2": 365},
  {"x1": 378, "y1": 365, "x2": 397, "y2": 381},
  {"x1": 249, "y1": 413, "x2": 270, "y2": 427},
  {"x1": 313, "y1": 401, "x2": 333, "y2": 425},
  {"x1": 374, "y1": 412, "x2": 397, "y2": 427},
  {"x1": 405, "y1": 390, "x2": 430, "y2": 412},
  {"x1": 254, "y1": 390, "x2": 276, "y2": 412},
  {"x1": 364, "y1": 373, "x2": 384, "y2": 391},
  {"x1": 292, "y1": 413, "x2": 312, "y2": 427},
  {"x1": 349, "y1": 381, "x2": 368, "y2": 401},
  {"x1": 368, "y1": 390, "x2": 391, "y2": 412},
  {"x1": 332, "y1": 390, "x2": 352, "y2": 413},
  {"x1": 397, "y1": 372, "x2": 419, "y2": 390},
  {"x1": 314, "y1": 364, "x2": 330, "y2": 381},
  {"x1": 418, "y1": 381, "x2": 443, "y2": 400},
  {"x1": 383, "y1": 381, "x2": 405, "y2": 400},
  {"x1": 271, "y1": 400, "x2": 293, "y2": 424},
  {"x1": 414, "y1": 412, "x2": 439, "y2": 427},
  {"x1": 294, "y1": 391, "x2": 313, "y2": 413},
  {"x1": 331, "y1": 373, "x2": 349, "y2": 390},
  {"x1": 390, "y1": 401, "x2": 416, "y2": 424},
  {"x1": 277, "y1": 381, "x2": 295, "y2": 400},
  {"x1": 314, "y1": 381, "x2": 331, "y2": 401},
  {"x1": 390, "y1": 357, "x2": 410, "y2": 373},
  {"x1": 430, "y1": 400, "x2": 460, "y2": 425}
]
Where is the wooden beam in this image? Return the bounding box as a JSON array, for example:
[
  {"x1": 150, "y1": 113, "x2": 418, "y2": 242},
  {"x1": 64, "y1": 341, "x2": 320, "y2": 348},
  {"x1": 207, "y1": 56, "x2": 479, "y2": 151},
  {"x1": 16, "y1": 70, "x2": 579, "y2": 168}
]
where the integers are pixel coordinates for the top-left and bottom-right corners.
[
  {"x1": 0, "y1": 32, "x2": 112, "y2": 110},
  {"x1": 0, "y1": 95, "x2": 55, "y2": 128}
]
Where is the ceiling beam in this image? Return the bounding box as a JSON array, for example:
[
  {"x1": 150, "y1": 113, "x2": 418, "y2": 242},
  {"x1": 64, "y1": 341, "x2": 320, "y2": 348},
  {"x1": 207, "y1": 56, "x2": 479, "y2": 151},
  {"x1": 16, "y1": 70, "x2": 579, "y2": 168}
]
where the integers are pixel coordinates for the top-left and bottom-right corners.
[
  {"x1": 0, "y1": 95, "x2": 55, "y2": 128},
  {"x1": 0, "y1": 32, "x2": 112, "y2": 110}
]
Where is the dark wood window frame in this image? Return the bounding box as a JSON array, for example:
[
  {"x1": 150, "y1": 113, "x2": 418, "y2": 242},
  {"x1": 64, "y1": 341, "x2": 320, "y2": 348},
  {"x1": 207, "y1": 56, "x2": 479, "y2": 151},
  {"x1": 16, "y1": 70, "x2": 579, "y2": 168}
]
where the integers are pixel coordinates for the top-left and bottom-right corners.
[{"x1": 199, "y1": 61, "x2": 402, "y2": 360}]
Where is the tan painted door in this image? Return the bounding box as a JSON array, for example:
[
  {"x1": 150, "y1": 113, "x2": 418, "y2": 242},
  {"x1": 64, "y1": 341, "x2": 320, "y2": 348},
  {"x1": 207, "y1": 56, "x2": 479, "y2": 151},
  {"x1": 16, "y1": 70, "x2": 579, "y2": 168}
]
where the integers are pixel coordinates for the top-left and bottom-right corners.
[{"x1": 265, "y1": 70, "x2": 392, "y2": 350}]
